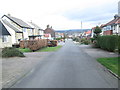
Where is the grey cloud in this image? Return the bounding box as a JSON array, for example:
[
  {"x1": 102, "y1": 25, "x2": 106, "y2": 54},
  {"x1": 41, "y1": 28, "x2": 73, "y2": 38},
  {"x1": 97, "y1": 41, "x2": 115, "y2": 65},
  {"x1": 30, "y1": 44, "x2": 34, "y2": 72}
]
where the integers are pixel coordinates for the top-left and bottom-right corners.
[{"x1": 63, "y1": 3, "x2": 117, "y2": 22}]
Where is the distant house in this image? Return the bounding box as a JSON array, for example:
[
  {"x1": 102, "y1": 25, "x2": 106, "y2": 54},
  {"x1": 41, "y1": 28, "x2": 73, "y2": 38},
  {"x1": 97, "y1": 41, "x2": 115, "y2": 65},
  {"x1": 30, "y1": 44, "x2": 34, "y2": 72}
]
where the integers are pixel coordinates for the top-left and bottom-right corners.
[
  {"x1": 85, "y1": 30, "x2": 91, "y2": 36},
  {"x1": 101, "y1": 15, "x2": 120, "y2": 35},
  {"x1": 44, "y1": 34, "x2": 52, "y2": 40},
  {"x1": 55, "y1": 32, "x2": 64, "y2": 38},
  {"x1": 44, "y1": 25, "x2": 55, "y2": 40},
  {"x1": 27, "y1": 21, "x2": 44, "y2": 40},
  {"x1": 0, "y1": 21, "x2": 12, "y2": 48},
  {"x1": 1, "y1": 14, "x2": 34, "y2": 45},
  {"x1": 91, "y1": 27, "x2": 96, "y2": 38}
]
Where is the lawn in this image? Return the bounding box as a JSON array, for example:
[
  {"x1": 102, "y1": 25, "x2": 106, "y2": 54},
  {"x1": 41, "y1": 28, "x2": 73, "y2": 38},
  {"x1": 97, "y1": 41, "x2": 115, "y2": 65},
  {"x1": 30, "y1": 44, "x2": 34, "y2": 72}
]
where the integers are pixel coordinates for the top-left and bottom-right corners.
[
  {"x1": 17, "y1": 48, "x2": 32, "y2": 53},
  {"x1": 97, "y1": 57, "x2": 120, "y2": 76},
  {"x1": 37, "y1": 45, "x2": 62, "y2": 52}
]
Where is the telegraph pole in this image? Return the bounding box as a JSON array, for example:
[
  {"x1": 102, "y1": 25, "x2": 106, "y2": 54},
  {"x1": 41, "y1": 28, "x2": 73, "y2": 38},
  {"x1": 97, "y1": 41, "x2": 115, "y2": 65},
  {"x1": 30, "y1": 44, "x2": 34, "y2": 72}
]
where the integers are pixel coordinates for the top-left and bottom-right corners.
[{"x1": 81, "y1": 21, "x2": 82, "y2": 30}]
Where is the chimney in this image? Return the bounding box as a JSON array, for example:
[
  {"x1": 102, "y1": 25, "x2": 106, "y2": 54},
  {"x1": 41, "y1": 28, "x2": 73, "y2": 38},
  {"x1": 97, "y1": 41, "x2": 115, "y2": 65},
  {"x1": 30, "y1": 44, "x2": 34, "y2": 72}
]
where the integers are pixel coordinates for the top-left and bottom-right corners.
[
  {"x1": 51, "y1": 26, "x2": 52, "y2": 29},
  {"x1": 47, "y1": 25, "x2": 49, "y2": 28},
  {"x1": 114, "y1": 14, "x2": 119, "y2": 19},
  {"x1": 7, "y1": 13, "x2": 11, "y2": 16}
]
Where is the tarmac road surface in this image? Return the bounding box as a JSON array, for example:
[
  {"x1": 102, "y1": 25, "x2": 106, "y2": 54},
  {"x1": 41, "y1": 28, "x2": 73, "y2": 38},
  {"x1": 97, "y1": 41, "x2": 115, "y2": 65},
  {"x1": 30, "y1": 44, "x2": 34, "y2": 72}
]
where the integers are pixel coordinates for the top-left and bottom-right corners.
[{"x1": 11, "y1": 40, "x2": 118, "y2": 88}]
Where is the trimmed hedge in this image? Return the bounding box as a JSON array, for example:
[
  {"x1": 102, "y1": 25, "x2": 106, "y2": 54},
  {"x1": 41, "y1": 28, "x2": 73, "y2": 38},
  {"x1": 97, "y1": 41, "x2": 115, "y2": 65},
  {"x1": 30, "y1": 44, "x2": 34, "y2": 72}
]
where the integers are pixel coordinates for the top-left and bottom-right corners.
[
  {"x1": 20, "y1": 39, "x2": 48, "y2": 51},
  {"x1": 118, "y1": 36, "x2": 120, "y2": 53},
  {"x1": 96, "y1": 35, "x2": 119, "y2": 52},
  {"x1": 2, "y1": 47, "x2": 25, "y2": 57}
]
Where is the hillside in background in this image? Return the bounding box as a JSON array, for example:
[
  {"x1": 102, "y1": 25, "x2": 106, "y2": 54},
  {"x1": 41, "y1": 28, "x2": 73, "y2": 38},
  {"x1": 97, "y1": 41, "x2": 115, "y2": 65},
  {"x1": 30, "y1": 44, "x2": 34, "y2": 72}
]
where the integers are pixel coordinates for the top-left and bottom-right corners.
[{"x1": 55, "y1": 29, "x2": 91, "y2": 33}]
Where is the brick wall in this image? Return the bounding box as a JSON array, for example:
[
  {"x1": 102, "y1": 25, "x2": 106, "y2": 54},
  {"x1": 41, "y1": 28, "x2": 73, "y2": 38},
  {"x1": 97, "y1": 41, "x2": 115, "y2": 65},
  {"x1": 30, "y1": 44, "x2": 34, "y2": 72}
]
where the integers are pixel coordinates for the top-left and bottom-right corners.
[{"x1": 103, "y1": 30, "x2": 113, "y2": 35}]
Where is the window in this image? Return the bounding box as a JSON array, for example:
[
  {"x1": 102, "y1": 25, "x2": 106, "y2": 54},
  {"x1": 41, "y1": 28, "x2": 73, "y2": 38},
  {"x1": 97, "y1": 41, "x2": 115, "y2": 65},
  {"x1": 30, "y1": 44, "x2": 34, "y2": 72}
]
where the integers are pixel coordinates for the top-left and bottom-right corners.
[
  {"x1": 2, "y1": 36, "x2": 8, "y2": 42},
  {"x1": 23, "y1": 28, "x2": 26, "y2": 32}
]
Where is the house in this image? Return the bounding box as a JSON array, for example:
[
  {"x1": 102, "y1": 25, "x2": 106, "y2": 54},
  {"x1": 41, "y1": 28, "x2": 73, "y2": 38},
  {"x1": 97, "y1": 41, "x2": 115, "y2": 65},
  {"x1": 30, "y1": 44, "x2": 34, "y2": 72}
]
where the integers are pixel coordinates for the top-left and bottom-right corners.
[
  {"x1": 27, "y1": 21, "x2": 44, "y2": 40},
  {"x1": 55, "y1": 32, "x2": 64, "y2": 38},
  {"x1": 44, "y1": 34, "x2": 52, "y2": 40},
  {"x1": 1, "y1": 14, "x2": 34, "y2": 45},
  {"x1": 91, "y1": 27, "x2": 96, "y2": 38},
  {"x1": 101, "y1": 15, "x2": 120, "y2": 35},
  {"x1": 44, "y1": 25, "x2": 55, "y2": 40},
  {"x1": 0, "y1": 21, "x2": 12, "y2": 48}
]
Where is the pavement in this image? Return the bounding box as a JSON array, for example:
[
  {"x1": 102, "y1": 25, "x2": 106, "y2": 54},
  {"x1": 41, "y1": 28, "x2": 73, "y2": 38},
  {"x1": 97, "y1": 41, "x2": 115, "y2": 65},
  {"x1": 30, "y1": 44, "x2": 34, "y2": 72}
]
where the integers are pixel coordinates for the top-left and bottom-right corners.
[
  {"x1": 9, "y1": 40, "x2": 118, "y2": 88},
  {"x1": 2, "y1": 52, "x2": 53, "y2": 88},
  {"x1": 79, "y1": 44, "x2": 118, "y2": 58}
]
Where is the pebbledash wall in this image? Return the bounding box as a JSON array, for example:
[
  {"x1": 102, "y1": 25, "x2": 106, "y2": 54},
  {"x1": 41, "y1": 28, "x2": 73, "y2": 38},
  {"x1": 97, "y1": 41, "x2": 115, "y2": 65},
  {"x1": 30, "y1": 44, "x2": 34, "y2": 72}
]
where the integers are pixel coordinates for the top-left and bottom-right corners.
[{"x1": 0, "y1": 36, "x2": 12, "y2": 48}]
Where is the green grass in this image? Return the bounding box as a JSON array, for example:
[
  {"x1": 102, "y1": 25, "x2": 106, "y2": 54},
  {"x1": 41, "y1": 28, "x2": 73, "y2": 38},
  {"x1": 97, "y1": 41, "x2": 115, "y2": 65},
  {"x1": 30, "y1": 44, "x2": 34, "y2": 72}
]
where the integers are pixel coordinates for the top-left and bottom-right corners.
[
  {"x1": 17, "y1": 48, "x2": 32, "y2": 53},
  {"x1": 37, "y1": 45, "x2": 62, "y2": 52},
  {"x1": 97, "y1": 57, "x2": 120, "y2": 76}
]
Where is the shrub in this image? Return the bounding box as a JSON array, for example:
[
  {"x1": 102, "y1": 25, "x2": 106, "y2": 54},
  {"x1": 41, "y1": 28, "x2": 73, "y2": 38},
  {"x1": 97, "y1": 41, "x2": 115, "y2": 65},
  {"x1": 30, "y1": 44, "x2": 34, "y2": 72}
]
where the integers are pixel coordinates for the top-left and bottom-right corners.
[
  {"x1": 48, "y1": 40, "x2": 58, "y2": 47},
  {"x1": 81, "y1": 38, "x2": 90, "y2": 45},
  {"x1": 73, "y1": 37, "x2": 80, "y2": 42},
  {"x1": 96, "y1": 35, "x2": 119, "y2": 52},
  {"x1": 83, "y1": 40, "x2": 90, "y2": 45},
  {"x1": 90, "y1": 38, "x2": 95, "y2": 43},
  {"x1": 118, "y1": 36, "x2": 120, "y2": 54},
  {"x1": 2, "y1": 47, "x2": 25, "y2": 57}
]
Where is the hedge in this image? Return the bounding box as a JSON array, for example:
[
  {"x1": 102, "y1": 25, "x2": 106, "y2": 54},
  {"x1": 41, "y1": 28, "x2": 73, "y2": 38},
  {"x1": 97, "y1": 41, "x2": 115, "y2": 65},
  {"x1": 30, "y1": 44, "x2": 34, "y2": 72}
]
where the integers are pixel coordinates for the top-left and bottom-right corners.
[
  {"x1": 96, "y1": 35, "x2": 119, "y2": 52},
  {"x1": 20, "y1": 39, "x2": 48, "y2": 51},
  {"x1": 118, "y1": 36, "x2": 120, "y2": 53},
  {"x1": 2, "y1": 47, "x2": 25, "y2": 57}
]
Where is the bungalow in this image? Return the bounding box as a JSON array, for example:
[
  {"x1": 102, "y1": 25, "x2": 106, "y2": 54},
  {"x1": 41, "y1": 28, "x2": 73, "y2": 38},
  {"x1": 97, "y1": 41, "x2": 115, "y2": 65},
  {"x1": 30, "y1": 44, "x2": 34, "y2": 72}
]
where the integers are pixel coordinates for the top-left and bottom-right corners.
[
  {"x1": 0, "y1": 21, "x2": 12, "y2": 48},
  {"x1": 101, "y1": 15, "x2": 120, "y2": 35},
  {"x1": 27, "y1": 21, "x2": 44, "y2": 40},
  {"x1": 1, "y1": 14, "x2": 34, "y2": 45},
  {"x1": 44, "y1": 25, "x2": 55, "y2": 40}
]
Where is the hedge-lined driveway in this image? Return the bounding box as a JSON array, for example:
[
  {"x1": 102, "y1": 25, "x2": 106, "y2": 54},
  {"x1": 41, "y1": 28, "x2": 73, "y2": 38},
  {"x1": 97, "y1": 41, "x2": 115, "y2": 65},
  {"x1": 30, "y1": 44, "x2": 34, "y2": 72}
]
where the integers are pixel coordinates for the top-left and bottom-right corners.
[{"x1": 12, "y1": 40, "x2": 118, "y2": 88}]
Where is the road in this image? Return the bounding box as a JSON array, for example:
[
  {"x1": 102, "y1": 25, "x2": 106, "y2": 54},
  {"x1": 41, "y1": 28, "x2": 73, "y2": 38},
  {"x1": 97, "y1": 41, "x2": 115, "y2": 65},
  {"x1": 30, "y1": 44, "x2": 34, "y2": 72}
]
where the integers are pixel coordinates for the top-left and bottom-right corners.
[{"x1": 11, "y1": 40, "x2": 118, "y2": 88}]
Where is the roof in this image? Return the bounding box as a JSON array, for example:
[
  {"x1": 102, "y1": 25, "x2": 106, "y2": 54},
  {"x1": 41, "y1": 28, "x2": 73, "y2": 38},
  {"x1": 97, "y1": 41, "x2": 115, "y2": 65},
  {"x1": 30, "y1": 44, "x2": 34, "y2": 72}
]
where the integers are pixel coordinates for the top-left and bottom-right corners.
[
  {"x1": 2, "y1": 15, "x2": 33, "y2": 29},
  {"x1": 105, "y1": 17, "x2": 120, "y2": 26},
  {"x1": 0, "y1": 21, "x2": 11, "y2": 36},
  {"x1": 101, "y1": 16, "x2": 120, "y2": 27},
  {"x1": 29, "y1": 35, "x2": 43, "y2": 37},
  {"x1": 85, "y1": 30, "x2": 91, "y2": 34},
  {"x1": 44, "y1": 28, "x2": 55, "y2": 37},
  {"x1": 100, "y1": 24, "x2": 106, "y2": 28},
  {"x1": 2, "y1": 19, "x2": 23, "y2": 33},
  {"x1": 28, "y1": 22, "x2": 42, "y2": 30}
]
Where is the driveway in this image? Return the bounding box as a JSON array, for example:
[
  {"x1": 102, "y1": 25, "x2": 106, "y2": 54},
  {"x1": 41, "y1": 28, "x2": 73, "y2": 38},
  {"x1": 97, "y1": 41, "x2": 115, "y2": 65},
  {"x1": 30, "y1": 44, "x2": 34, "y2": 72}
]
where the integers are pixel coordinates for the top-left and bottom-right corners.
[{"x1": 11, "y1": 40, "x2": 118, "y2": 88}]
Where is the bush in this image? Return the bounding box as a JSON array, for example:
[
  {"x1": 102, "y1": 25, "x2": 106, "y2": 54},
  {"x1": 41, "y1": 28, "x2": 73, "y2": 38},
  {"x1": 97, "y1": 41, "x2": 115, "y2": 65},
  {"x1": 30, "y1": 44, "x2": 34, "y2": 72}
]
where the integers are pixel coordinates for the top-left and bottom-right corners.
[
  {"x1": 2, "y1": 47, "x2": 25, "y2": 57},
  {"x1": 81, "y1": 38, "x2": 90, "y2": 45},
  {"x1": 73, "y1": 37, "x2": 80, "y2": 42},
  {"x1": 90, "y1": 38, "x2": 95, "y2": 43},
  {"x1": 48, "y1": 40, "x2": 58, "y2": 47},
  {"x1": 96, "y1": 35, "x2": 119, "y2": 52}
]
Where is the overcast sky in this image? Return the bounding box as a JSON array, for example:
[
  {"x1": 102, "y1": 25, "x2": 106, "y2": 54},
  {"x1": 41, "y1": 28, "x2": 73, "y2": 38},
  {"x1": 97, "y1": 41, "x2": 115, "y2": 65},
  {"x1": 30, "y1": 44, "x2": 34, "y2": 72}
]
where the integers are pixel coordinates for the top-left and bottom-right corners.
[{"x1": 0, "y1": 0, "x2": 119, "y2": 30}]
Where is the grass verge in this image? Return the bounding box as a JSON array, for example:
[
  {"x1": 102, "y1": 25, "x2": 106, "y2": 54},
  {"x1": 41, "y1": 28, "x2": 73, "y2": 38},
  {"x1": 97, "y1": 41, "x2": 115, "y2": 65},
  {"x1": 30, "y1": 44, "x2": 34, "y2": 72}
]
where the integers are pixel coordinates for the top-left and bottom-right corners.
[
  {"x1": 37, "y1": 45, "x2": 62, "y2": 52},
  {"x1": 17, "y1": 48, "x2": 32, "y2": 53},
  {"x1": 97, "y1": 57, "x2": 120, "y2": 77}
]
